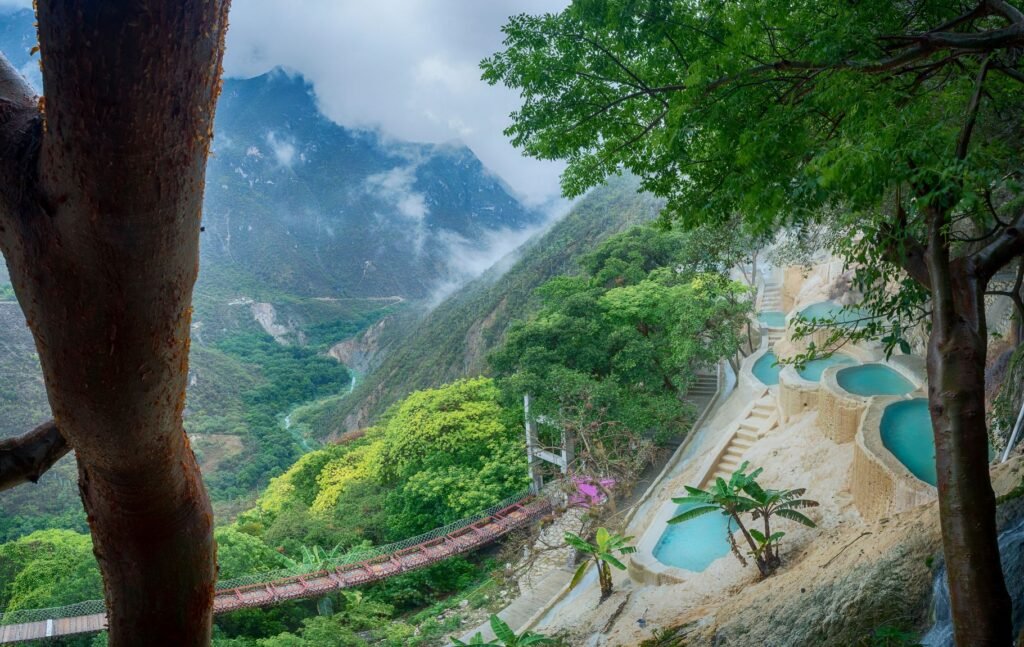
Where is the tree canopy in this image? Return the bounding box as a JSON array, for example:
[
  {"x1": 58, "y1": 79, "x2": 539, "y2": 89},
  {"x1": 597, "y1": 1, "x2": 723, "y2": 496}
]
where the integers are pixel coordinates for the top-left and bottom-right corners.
[
  {"x1": 484, "y1": 2, "x2": 1024, "y2": 642},
  {"x1": 490, "y1": 225, "x2": 751, "y2": 437}
]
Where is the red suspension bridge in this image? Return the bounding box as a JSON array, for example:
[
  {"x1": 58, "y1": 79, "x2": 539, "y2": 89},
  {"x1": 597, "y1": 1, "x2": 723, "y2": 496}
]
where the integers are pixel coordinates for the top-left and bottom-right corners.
[{"x1": 0, "y1": 493, "x2": 552, "y2": 644}]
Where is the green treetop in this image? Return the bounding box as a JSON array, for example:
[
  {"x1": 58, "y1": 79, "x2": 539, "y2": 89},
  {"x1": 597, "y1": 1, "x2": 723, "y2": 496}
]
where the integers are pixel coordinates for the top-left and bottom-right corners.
[{"x1": 484, "y1": 3, "x2": 1024, "y2": 642}]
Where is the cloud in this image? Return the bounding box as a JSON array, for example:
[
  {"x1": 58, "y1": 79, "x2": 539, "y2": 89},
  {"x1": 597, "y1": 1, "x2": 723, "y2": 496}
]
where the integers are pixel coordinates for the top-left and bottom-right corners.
[
  {"x1": 224, "y1": 0, "x2": 570, "y2": 206},
  {"x1": 264, "y1": 131, "x2": 297, "y2": 167},
  {"x1": 364, "y1": 166, "x2": 428, "y2": 221},
  {"x1": 427, "y1": 219, "x2": 556, "y2": 306}
]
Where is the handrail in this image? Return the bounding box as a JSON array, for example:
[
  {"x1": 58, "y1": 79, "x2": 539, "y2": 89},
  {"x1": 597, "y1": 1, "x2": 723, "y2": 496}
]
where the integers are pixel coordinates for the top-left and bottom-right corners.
[
  {"x1": 620, "y1": 359, "x2": 725, "y2": 531},
  {"x1": 0, "y1": 490, "x2": 547, "y2": 631},
  {"x1": 1001, "y1": 396, "x2": 1024, "y2": 463}
]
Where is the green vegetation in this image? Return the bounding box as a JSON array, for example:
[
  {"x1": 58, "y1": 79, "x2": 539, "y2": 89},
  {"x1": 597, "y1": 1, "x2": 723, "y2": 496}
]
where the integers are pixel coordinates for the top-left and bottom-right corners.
[
  {"x1": 237, "y1": 377, "x2": 527, "y2": 548},
  {"x1": 564, "y1": 528, "x2": 636, "y2": 602},
  {"x1": 490, "y1": 224, "x2": 751, "y2": 441},
  {"x1": 864, "y1": 627, "x2": 923, "y2": 647},
  {"x1": 321, "y1": 176, "x2": 665, "y2": 433},
  {"x1": 200, "y1": 331, "x2": 351, "y2": 499},
  {"x1": 0, "y1": 378, "x2": 529, "y2": 644},
  {"x1": 0, "y1": 529, "x2": 102, "y2": 613},
  {"x1": 453, "y1": 615, "x2": 557, "y2": 646},
  {"x1": 671, "y1": 463, "x2": 818, "y2": 577},
  {"x1": 991, "y1": 344, "x2": 1024, "y2": 452},
  {"x1": 486, "y1": 2, "x2": 1024, "y2": 640}
]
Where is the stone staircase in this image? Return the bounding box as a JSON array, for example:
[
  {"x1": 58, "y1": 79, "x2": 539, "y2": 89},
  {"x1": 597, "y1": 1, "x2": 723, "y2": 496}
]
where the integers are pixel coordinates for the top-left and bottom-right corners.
[
  {"x1": 765, "y1": 328, "x2": 786, "y2": 347},
  {"x1": 687, "y1": 373, "x2": 718, "y2": 399},
  {"x1": 760, "y1": 283, "x2": 782, "y2": 311},
  {"x1": 703, "y1": 396, "x2": 778, "y2": 487}
]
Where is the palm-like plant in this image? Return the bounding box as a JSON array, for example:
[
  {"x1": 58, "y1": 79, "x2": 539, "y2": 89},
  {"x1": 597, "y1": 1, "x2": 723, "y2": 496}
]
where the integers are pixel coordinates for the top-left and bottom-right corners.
[
  {"x1": 739, "y1": 473, "x2": 818, "y2": 571},
  {"x1": 564, "y1": 527, "x2": 636, "y2": 602},
  {"x1": 452, "y1": 614, "x2": 556, "y2": 646},
  {"x1": 670, "y1": 467, "x2": 765, "y2": 574},
  {"x1": 670, "y1": 462, "x2": 817, "y2": 576}
]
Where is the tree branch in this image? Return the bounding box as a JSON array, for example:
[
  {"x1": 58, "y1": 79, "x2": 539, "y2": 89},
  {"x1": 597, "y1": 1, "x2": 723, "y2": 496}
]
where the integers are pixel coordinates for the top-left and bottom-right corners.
[
  {"x1": 956, "y1": 55, "x2": 993, "y2": 160},
  {"x1": 975, "y1": 211, "x2": 1024, "y2": 280},
  {"x1": 992, "y1": 62, "x2": 1024, "y2": 84},
  {"x1": 0, "y1": 51, "x2": 42, "y2": 254},
  {"x1": 882, "y1": 193, "x2": 931, "y2": 287},
  {"x1": 0, "y1": 420, "x2": 71, "y2": 492},
  {"x1": 986, "y1": 0, "x2": 1024, "y2": 24}
]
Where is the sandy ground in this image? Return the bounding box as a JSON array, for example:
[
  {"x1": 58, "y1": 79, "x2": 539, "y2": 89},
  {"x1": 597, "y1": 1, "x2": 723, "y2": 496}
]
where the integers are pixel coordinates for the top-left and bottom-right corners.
[
  {"x1": 536, "y1": 405, "x2": 862, "y2": 644},
  {"x1": 536, "y1": 396, "x2": 1024, "y2": 646}
]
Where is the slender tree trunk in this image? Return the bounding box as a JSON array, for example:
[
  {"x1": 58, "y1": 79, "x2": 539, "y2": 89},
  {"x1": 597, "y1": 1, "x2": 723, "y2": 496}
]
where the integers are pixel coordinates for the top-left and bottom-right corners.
[
  {"x1": 924, "y1": 211, "x2": 1012, "y2": 646},
  {"x1": 761, "y1": 513, "x2": 780, "y2": 571},
  {"x1": 598, "y1": 562, "x2": 612, "y2": 601},
  {"x1": 730, "y1": 512, "x2": 767, "y2": 576},
  {"x1": 0, "y1": 3, "x2": 230, "y2": 645}
]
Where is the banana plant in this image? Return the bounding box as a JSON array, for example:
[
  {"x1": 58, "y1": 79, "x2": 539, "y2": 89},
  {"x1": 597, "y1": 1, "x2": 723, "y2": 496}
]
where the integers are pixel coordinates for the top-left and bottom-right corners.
[
  {"x1": 739, "y1": 473, "x2": 818, "y2": 571},
  {"x1": 564, "y1": 527, "x2": 636, "y2": 602},
  {"x1": 452, "y1": 614, "x2": 556, "y2": 646},
  {"x1": 670, "y1": 462, "x2": 817, "y2": 576},
  {"x1": 670, "y1": 467, "x2": 766, "y2": 574}
]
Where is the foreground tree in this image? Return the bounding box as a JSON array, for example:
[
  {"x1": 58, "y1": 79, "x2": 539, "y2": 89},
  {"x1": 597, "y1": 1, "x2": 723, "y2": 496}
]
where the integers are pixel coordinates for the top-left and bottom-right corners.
[
  {"x1": 484, "y1": 2, "x2": 1024, "y2": 642},
  {"x1": 0, "y1": 2, "x2": 229, "y2": 644}
]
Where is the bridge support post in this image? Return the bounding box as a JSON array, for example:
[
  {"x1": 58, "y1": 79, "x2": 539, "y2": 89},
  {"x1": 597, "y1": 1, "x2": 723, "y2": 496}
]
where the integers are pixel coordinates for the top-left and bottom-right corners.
[{"x1": 524, "y1": 394, "x2": 544, "y2": 494}]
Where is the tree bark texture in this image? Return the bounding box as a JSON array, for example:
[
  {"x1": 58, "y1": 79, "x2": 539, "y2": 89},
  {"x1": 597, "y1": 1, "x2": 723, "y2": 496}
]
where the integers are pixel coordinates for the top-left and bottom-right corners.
[
  {"x1": 0, "y1": 420, "x2": 69, "y2": 492},
  {"x1": 0, "y1": 2, "x2": 230, "y2": 645},
  {"x1": 924, "y1": 208, "x2": 1013, "y2": 646}
]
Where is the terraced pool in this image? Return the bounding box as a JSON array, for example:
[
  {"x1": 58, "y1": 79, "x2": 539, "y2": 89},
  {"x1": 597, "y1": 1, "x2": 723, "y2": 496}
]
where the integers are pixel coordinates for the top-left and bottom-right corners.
[
  {"x1": 796, "y1": 353, "x2": 857, "y2": 382},
  {"x1": 653, "y1": 504, "x2": 731, "y2": 572},
  {"x1": 757, "y1": 310, "x2": 786, "y2": 328},
  {"x1": 880, "y1": 399, "x2": 936, "y2": 486},
  {"x1": 752, "y1": 351, "x2": 781, "y2": 386},
  {"x1": 838, "y1": 364, "x2": 916, "y2": 396},
  {"x1": 799, "y1": 300, "x2": 870, "y2": 326}
]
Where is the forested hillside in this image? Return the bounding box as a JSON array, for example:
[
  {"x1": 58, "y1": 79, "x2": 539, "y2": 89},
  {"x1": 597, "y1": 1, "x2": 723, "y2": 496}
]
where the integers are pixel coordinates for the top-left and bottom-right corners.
[
  {"x1": 0, "y1": 6, "x2": 546, "y2": 540},
  {"x1": 320, "y1": 175, "x2": 664, "y2": 433}
]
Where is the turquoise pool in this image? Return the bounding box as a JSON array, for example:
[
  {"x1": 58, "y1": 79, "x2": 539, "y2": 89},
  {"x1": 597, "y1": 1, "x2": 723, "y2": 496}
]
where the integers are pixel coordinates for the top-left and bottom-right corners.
[
  {"x1": 753, "y1": 351, "x2": 781, "y2": 386},
  {"x1": 880, "y1": 399, "x2": 936, "y2": 486},
  {"x1": 758, "y1": 310, "x2": 786, "y2": 328},
  {"x1": 799, "y1": 300, "x2": 870, "y2": 326},
  {"x1": 796, "y1": 353, "x2": 857, "y2": 382},
  {"x1": 838, "y1": 364, "x2": 916, "y2": 396},
  {"x1": 653, "y1": 504, "x2": 731, "y2": 572}
]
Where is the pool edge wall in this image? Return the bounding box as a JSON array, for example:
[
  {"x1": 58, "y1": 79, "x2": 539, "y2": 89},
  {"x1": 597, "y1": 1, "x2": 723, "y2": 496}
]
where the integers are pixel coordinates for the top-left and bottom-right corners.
[
  {"x1": 818, "y1": 356, "x2": 926, "y2": 444},
  {"x1": 777, "y1": 365, "x2": 820, "y2": 422},
  {"x1": 852, "y1": 396, "x2": 935, "y2": 521},
  {"x1": 629, "y1": 347, "x2": 771, "y2": 585},
  {"x1": 629, "y1": 500, "x2": 689, "y2": 585}
]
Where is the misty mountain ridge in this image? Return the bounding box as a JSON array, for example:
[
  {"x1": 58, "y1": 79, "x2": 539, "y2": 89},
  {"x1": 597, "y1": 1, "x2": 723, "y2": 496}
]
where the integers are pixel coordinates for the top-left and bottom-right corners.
[
  {"x1": 0, "y1": 9, "x2": 547, "y2": 309},
  {"x1": 201, "y1": 68, "x2": 549, "y2": 304}
]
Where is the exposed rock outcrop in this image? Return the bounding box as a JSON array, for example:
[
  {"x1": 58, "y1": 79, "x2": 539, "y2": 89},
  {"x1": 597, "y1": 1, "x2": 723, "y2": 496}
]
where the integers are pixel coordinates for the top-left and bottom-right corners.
[{"x1": 328, "y1": 316, "x2": 391, "y2": 373}]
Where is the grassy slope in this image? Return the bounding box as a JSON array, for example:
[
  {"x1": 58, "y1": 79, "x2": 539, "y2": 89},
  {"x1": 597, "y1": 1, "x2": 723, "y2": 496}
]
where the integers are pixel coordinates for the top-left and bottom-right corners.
[{"x1": 315, "y1": 175, "x2": 664, "y2": 435}]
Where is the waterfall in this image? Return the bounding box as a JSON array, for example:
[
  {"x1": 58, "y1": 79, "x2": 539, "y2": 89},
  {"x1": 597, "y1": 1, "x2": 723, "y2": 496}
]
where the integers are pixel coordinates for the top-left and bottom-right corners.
[{"x1": 921, "y1": 516, "x2": 1024, "y2": 646}]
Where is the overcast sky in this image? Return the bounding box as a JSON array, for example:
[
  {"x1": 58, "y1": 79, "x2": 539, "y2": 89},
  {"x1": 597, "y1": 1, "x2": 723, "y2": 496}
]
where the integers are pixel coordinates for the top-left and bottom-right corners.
[
  {"x1": 224, "y1": 0, "x2": 571, "y2": 207},
  {"x1": 0, "y1": 0, "x2": 571, "y2": 206}
]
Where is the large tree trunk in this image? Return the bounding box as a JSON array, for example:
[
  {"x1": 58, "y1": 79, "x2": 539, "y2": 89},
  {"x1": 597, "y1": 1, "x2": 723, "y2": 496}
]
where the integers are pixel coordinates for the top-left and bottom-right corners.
[
  {"x1": 925, "y1": 215, "x2": 1012, "y2": 646},
  {"x1": 0, "y1": 2, "x2": 230, "y2": 645}
]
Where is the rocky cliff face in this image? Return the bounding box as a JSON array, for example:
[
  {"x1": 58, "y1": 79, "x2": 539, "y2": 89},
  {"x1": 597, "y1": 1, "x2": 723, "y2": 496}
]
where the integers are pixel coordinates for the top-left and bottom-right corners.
[{"x1": 328, "y1": 316, "x2": 391, "y2": 374}]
